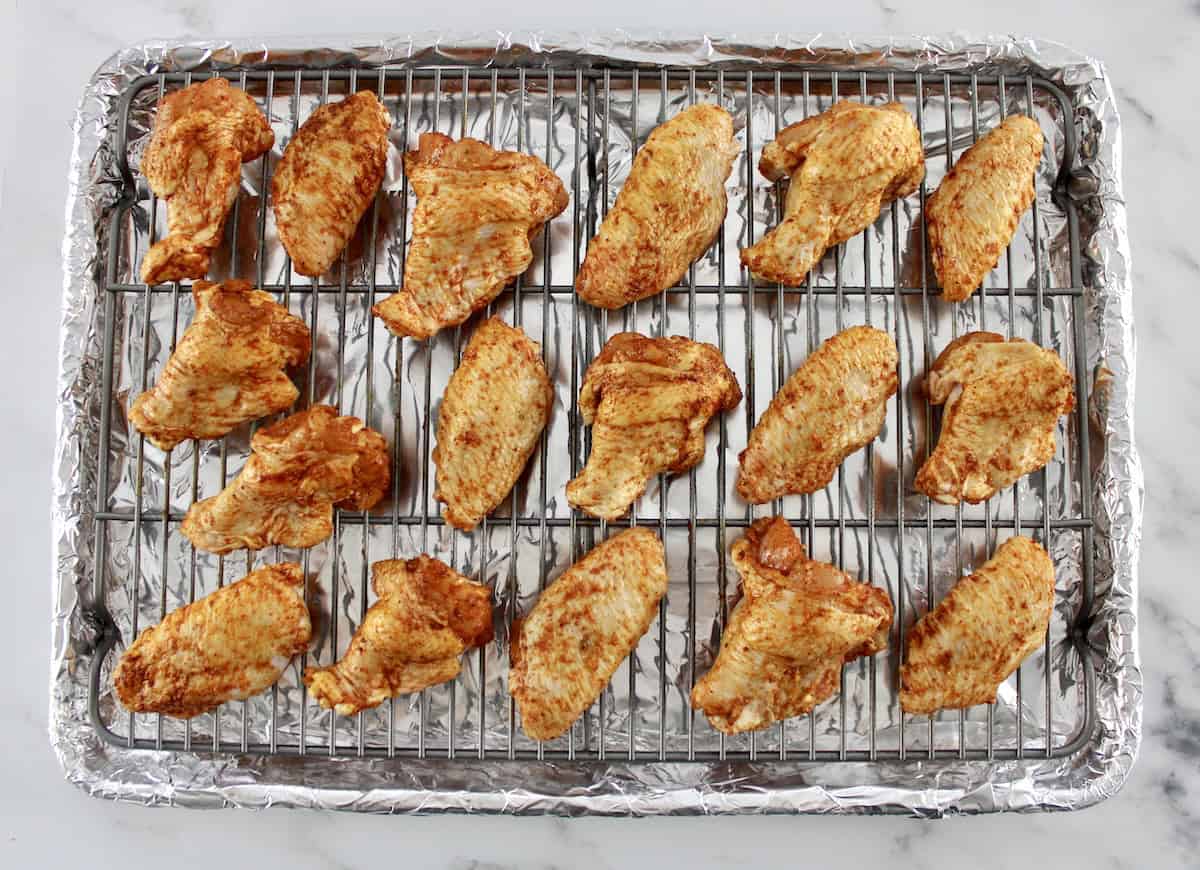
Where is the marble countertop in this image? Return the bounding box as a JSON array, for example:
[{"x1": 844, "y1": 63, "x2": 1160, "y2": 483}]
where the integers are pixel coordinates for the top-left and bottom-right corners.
[{"x1": 2, "y1": 1, "x2": 1190, "y2": 866}]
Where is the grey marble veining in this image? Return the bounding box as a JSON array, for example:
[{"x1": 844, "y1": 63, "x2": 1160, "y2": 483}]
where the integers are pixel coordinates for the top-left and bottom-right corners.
[{"x1": 2, "y1": 0, "x2": 1191, "y2": 866}]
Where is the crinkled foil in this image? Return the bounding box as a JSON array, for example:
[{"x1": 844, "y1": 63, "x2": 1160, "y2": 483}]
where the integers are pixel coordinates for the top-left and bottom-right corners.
[{"x1": 51, "y1": 33, "x2": 1142, "y2": 815}]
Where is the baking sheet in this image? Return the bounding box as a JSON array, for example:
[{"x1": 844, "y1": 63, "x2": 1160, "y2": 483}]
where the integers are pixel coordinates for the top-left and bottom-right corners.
[{"x1": 51, "y1": 33, "x2": 1141, "y2": 814}]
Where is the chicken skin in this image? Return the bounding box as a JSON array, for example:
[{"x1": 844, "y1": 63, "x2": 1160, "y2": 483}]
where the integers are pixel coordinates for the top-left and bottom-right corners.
[
  {"x1": 304, "y1": 556, "x2": 494, "y2": 715},
  {"x1": 114, "y1": 562, "x2": 311, "y2": 718},
  {"x1": 737, "y1": 326, "x2": 898, "y2": 503},
  {"x1": 900, "y1": 536, "x2": 1054, "y2": 714},
  {"x1": 433, "y1": 317, "x2": 553, "y2": 531},
  {"x1": 272, "y1": 91, "x2": 391, "y2": 277},
  {"x1": 691, "y1": 518, "x2": 892, "y2": 734},
  {"x1": 509, "y1": 527, "x2": 668, "y2": 741},
  {"x1": 927, "y1": 115, "x2": 1044, "y2": 302},
  {"x1": 139, "y1": 78, "x2": 275, "y2": 285},
  {"x1": 127, "y1": 280, "x2": 310, "y2": 451},
  {"x1": 181, "y1": 406, "x2": 389, "y2": 554},
  {"x1": 915, "y1": 333, "x2": 1074, "y2": 505},
  {"x1": 566, "y1": 333, "x2": 742, "y2": 520},
  {"x1": 740, "y1": 101, "x2": 924, "y2": 286},
  {"x1": 576, "y1": 104, "x2": 739, "y2": 309},
  {"x1": 372, "y1": 133, "x2": 569, "y2": 339}
]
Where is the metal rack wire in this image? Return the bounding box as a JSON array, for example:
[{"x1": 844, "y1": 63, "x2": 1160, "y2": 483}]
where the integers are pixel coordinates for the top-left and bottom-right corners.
[{"x1": 87, "y1": 60, "x2": 1095, "y2": 764}]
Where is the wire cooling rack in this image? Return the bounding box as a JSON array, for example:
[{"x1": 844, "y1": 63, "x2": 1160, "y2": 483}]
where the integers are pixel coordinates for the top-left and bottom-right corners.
[{"x1": 86, "y1": 60, "x2": 1095, "y2": 764}]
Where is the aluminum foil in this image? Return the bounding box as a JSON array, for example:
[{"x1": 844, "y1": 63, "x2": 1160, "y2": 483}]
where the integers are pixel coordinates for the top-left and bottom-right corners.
[{"x1": 51, "y1": 32, "x2": 1142, "y2": 815}]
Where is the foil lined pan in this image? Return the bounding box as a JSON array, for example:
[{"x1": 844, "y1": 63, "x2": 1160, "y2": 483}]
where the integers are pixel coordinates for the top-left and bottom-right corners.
[{"x1": 51, "y1": 33, "x2": 1142, "y2": 815}]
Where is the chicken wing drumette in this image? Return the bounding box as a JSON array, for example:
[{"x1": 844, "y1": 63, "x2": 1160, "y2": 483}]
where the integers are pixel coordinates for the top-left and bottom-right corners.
[
  {"x1": 914, "y1": 332, "x2": 1074, "y2": 505},
  {"x1": 566, "y1": 333, "x2": 741, "y2": 520},
  {"x1": 128, "y1": 280, "x2": 310, "y2": 451},
  {"x1": 305, "y1": 556, "x2": 494, "y2": 715},
  {"x1": 740, "y1": 100, "x2": 923, "y2": 286},
  {"x1": 139, "y1": 78, "x2": 275, "y2": 285},
  {"x1": 181, "y1": 406, "x2": 389, "y2": 554}
]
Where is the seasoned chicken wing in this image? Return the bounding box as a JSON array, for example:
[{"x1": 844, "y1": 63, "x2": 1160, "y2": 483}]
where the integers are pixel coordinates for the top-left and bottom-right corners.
[
  {"x1": 566, "y1": 333, "x2": 742, "y2": 520},
  {"x1": 740, "y1": 101, "x2": 924, "y2": 286},
  {"x1": 433, "y1": 317, "x2": 553, "y2": 531},
  {"x1": 576, "y1": 104, "x2": 739, "y2": 309},
  {"x1": 304, "y1": 556, "x2": 494, "y2": 715},
  {"x1": 737, "y1": 326, "x2": 898, "y2": 503},
  {"x1": 901, "y1": 536, "x2": 1054, "y2": 714},
  {"x1": 509, "y1": 528, "x2": 668, "y2": 741},
  {"x1": 914, "y1": 333, "x2": 1074, "y2": 505},
  {"x1": 372, "y1": 133, "x2": 569, "y2": 339},
  {"x1": 272, "y1": 91, "x2": 391, "y2": 277},
  {"x1": 734, "y1": 518, "x2": 893, "y2": 666},
  {"x1": 139, "y1": 78, "x2": 275, "y2": 285},
  {"x1": 691, "y1": 518, "x2": 892, "y2": 734},
  {"x1": 181, "y1": 406, "x2": 389, "y2": 554},
  {"x1": 692, "y1": 615, "x2": 843, "y2": 736},
  {"x1": 927, "y1": 115, "x2": 1044, "y2": 302},
  {"x1": 127, "y1": 280, "x2": 310, "y2": 451},
  {"x1": 114, "y1": 562, "x2": 311, "y2": 718}
]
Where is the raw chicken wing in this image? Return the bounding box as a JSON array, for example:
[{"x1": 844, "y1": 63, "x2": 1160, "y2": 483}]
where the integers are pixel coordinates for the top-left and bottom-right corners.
[
  {"x1": 305, "y1": 556, "x2": 494, "y2": 715},
  {"x1": 128, "y1": 280, "x2": 310, "y2": 451},
  {"x1": 926, "y1": 115, "x2": 1044, "y2": 302},
  {"x1": 734, "y1": 518, "x2": 893, "y2": 666},
  {"x1": 272, "y1": 91, "x2": 391, "y2": 277},
  {"x1": 140, "y1": 78, "x2": 275, "y2": 284},
  {"x1": 433, "y1": 317, "x2": 554, "y2": 531},
  {"x1": 567, "y1": 333, "x2": 741, "y2": 520},
  {"x1": 691, "y1": 517, "x2": 892, "y2": 734},
  {"x1": 901, "y1": 536, "x2": 1054, "y2": 714},
  {"x1": 114, "y1": 562, "x2": 311, "y2": 718},
  {"x1": 914, "y1": 332, "x2": 1074, "y2": 505},
  {"x1": 691, "y1": 612, "x2": 843, "y2": 736},
  {"x1": 740, "y1": 101, "x2": 923, "y2": 285},
  {"x1": 509, "y1": 528, "x2": 668, "y2": 741},
  {"x1": 182, "y1": 406, "x2": 389, "y2": 554},
  {"x1": 577, "y1": 104, "x2": 739, "y2": 309},
  {"x1": 737, "y1": 326, "x2": 898, "y2": 503},
  {"x1": 372, "y1": 133, "x2": 568, "y2": 338}
]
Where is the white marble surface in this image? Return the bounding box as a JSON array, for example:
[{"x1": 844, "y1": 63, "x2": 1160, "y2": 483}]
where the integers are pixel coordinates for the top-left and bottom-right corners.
[{"x1": 0, "y1": 0, "x2": 1191, "y2": 865}]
